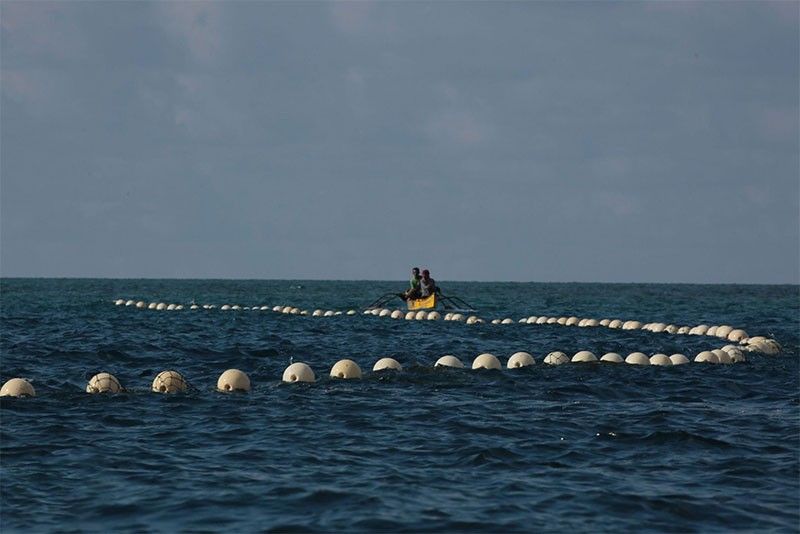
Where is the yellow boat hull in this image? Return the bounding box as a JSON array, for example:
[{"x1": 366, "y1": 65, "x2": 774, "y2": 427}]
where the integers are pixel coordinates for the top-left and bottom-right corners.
[{"x1": 407, "y1": 294, "x2": 436, "y2": 310}]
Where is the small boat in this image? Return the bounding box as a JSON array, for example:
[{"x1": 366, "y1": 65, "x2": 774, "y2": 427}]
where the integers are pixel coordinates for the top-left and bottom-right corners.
[{"x1": 364, "y1": 291, "x2": 476, "y2": 313}]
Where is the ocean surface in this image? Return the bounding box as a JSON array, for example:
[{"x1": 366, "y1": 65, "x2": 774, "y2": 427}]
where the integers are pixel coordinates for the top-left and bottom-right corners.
[{"x1": 1, "y1": 279, "x2": 798, "y2": 533}]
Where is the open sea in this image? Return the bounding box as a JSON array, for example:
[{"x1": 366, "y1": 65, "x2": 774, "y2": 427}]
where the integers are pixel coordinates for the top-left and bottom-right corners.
[{"x1": 1, "y1": 279, "x2": 798, "y2": 533}]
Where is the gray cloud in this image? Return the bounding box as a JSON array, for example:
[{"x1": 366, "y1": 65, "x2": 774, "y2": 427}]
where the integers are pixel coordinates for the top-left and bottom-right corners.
[{"x1": 1, "y1": 1, "x2": 797, "y2": 283}]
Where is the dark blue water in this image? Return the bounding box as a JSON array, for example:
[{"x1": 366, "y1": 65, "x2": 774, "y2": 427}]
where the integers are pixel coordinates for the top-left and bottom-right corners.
[{"x1": 2, "y1": 279, "x2": 798, "y2": 532}]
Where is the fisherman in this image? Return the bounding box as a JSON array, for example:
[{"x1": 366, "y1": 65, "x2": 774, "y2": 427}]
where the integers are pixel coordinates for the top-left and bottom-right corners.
[
  {"x1": 399, "y1": 267, "x2": 422, "y2": 301},
  {"x1": 419, "y1": 269, "x2": 438, "y2": 298}
]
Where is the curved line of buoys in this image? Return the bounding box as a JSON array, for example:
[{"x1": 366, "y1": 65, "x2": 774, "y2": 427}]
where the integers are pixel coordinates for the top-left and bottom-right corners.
[
  {"x1": 0, "y1": 341, "x2": 768, "y2": 398},
  {"x1": 111, "y1": 298, "x2": 784, "y2": 358}
]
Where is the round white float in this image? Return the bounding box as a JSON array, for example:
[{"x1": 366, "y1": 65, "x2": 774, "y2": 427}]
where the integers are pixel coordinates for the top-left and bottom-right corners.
[
  {"x1": 565, "y1": 317, "x2": 579, "y2": 326},
  {"x1": 435, "y1": 355, "x2": 464, "y2": 368},
  {"x1": 608, "y1": 320, "x2": 622, "y2": 329},
  {"x1": 87, "y1": 372, "x2": 123, "y2": 394},
  {"x1": 507, "y1": 352, "x2": 535, "y2": 368},
  {"x1": 404, "y1": 312, "x2": 416, "y2": 320},
  {"x1": 694, "y1": 351, "x2": 719, "y2": 364},
  {"x1": 451, "y1": 314, "x2": 465, "y2": 322},
  {"x1": 600, "y1": 353, "x2": 624, "y2": 363},
  {"x1": 152, "y1": 370, "x2": 188, "y2": 393},
  {"x1": 466, "y1": 316, "x2": 479, "y2": 325},
  {"x1": 625, "y1": 352, "x2": 650, "y2": 365},
  {"x1": 217, "y1": 369, "x2": 251, "y2": 392},
  {"x1": 472, "y1": 353, "x2": 501, "y2": 370},
  {"x1": 543, "y1": 351, "x2": 569, "y2": 365},
  {"x1": 649, "y1": 354, "x2": 672, "y2": 366},
  {"x1": 622, "y1": 321, "x2": 642, "y2": 330},
  {"x1": 282, "y1": 363, "x2": 315, "y2": 383},
  {"x1": 536, "y1": 317, "x2": 548, "y2": 324},
  {"x1": 526, "y1": 316, "x2": 538, "y2": 324},
  {"x1": 727, "y1": 329, "x2": 748, "y2": 342},
  {"x1": 715, "y1": 325, "x2": 733, "y2": 339},
  {"x1": 379, "y1": 309, "x2": 391, "y2": 317},
  {"x1": 571, "y1": 351, "x2": 597, "y2": 363},
  {"x1": 330, "y1": 359, "x2": 362, "y2": 379},
  {"x1": 390, "y1": 310, "x2": 404, "y2": 319},
  {"x1": 373, "y1": 358, "x2": 402, "y2": 372},
  {"x1": 136, "y1": 301, "x2": 146, "y2": 308},
  {"x1": 501, "y1": 318, "x2": 514, "y2": 325},
  {"x1": 0, "y1": 378, "x2": 35, "y2": 397},
  {"x1": 712, "y1": 349, "x2": 732, "y2": 364},
  {"x1": 669, "y1": 354, "x2": 690, "y2": 365},
  {"x1": 427, "y1": 311, "x2": 441, "y2": 321},
  {"x1": 415, "y1": 311, "x2": 428, "y2": 320}
]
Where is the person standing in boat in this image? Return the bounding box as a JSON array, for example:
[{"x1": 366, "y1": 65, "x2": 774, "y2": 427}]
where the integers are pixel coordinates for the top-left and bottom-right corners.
[
  {"x1": 419, "y1": 269, "x2": 438, "y2": 297},
  {"x1": 400, "y1": 267, "x2": 422, "y2": 300}
]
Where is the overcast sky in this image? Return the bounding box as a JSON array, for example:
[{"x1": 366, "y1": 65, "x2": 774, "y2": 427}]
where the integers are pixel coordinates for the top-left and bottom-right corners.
[{"x1": 1, "y1": 1, "x2": 798, "y2": 283}]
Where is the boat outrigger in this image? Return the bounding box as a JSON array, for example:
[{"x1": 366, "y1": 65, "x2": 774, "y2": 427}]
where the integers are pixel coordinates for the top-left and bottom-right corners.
[{"x1": 364, "y1": 291, "x2": 476, "y2": 314}]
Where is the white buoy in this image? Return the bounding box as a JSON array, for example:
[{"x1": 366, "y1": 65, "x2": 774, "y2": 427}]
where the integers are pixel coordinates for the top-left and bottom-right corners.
[
  {"x1": 694, "y1": 351, "x2": 719, "y2": 364},
  {"x1": 565, "y1": 317, "x2": 579, "y2": 326},
  {"x1": 466, "y1": 315, "x2": 480, "y2": 325},
  {"x1": 0, "y1": 378, "x2": 35, "y2": 397},
  {"x1": 536, "y1": 316, "x2": 548, "y2": 324},
  {"x1": 707, "y1": 325, "x2": 718, "y2": 336},
  {"x1": 608, "y1": 320, "x2": 622, "y2": 329},
  {"x1": 136, "y1": 301, "x2": 146, "y2": 308},
  {"x1": 600, "y1": 353, "x2": 624, "y2": 363},
  {"x1": 507, "y1": 352, "x2": 535, "y2": 368},
  {"x1": 282, "y1": 363, "x2": 315, "y2": 383},
  {"x1": 650, "y1": 323, "x2": 666, "y2": 333},
  {"x1": 114, "y1": 299, "x2": 125, "y2": 306},
  {"x1": 622, "y1": 321, "x2": 642, "y2": 330},
  {"x1": 330, "y1": 359, "x2": 362, "y2": 379},
  {"x1": 444, "y1": 313, "x2": 454, "y2": 321},
  {"x1": 148, "y1": 302, "x2": 157, "y2": 309},
  {"x1": 125, "y1": 300, "x2": 134, "y2": 306},
  {"x1": 221, "y1": 305, "x2": 231, "y2": 311},
  {"x1": 415, "y1": 311, "x2": 428, "y2": 320},
  {"x1": 665, "y1": 325, "x2": 678, "y2": 334},
  {"x1": 677, "y1": 326, "x2": 690, "y2": 334},
  {"x1": 86, "y1": 372, "x2": 123, "y2": 393},
  {"x1": 347, "y1": 310, "x2": 357, "y2": 315},
  {"x1": 324, "y1": 310, "x2": 335, "y2": 317},
  {"x1": 649, "y1": 354, "x2": 672, "y2": 366},
  {"x1": 727, "y1": 329, "x2": 748, "y2": 343},
  {"x1": 156, "y1": 303, "x2": 167, "y2": 311},
  {"x1": 451, "y1": 313, "x2": 465, "y2": 322},
  {"x1": 625, "y1": 352, "x2": 650, "y2": 365},
  {"x1": 571, "y1": 351, "x2": 597, "y2": 363},
  {"x1": 546, "y1": 317, "x2": 558, "y2": 324},
  {"x1": 312, "y1": 309, "x2": 323, "y2": 317},
  {"x1": 518, "y1": 318, "x2": 528, "y2": 324},
  {"x1": 405, "y1": 311, "x2": 416, "y2": 320},
  {"x1": 501, "y1": 318, "x2": 513, "y2": 324},
  {"x1": 577, "y1": 319, "x2": 587, "y2": 327},
  {"x1": 373, "y1": 358, "x2": 402, "y2": 372},
  {"x1": 379, "y1": 309, "x2": 391, "y2": 317},
  {"x1": 167, "y1": 304, "x2": 176, "y2": 311},
  {"x1": 435, "y1": 355, "x2": 464, "y2": 368},
  {"x1": 217, "y1": 369, "x2": 251, "y2": 392},
  {"x1": 472, "y1": 353, "x2": 501, "y2": 370},
  {"x1": 260, "y1": 306, "x2": 270, "y2": 311},
  {"x1": 526, "y1": 316, "x2": 538, "y2": 324},
  {"x1": 289, "y1": 307, "x2": 300, "y2": 315},
  {"x1": 427, "y1": 311, "x2": 441, "y2": 321},
  {"x1": 273, "y1": 305, "x2": 283, "y2": 312},
  {"x1": 689, "y1": 325, "x2": 709, "y2": 335},
  {"x1": 669, "y1": 354, "x2": 690, "y2": 365},
  {"x1": 721, "y1": 346, "x2": 745, "y2": 363},
  {"x1": 190, "y1": 304, "x2": 199, "y2": 310},
  {"x1": 152, "y1": 370, "x2": 188, "y2": 393},
  {"x1": 715, "y1": 325, "x2": 733, "y2": 339},
  {"x1": 599, "y1": 319, "x2": 610, "y2": 326},
  {"x1": 281, "y1": 306, "x2": 292, "y2": 314},
  {"x1": 389, "y1": 310, "x2": 403, "y2": 319},
  {"x1": 491, "y1": 319, "x2": 501, "y2": 325},
  {"x1": 713, "y1": 349, "x2": 732, "y2": 364},
  {"x1": 543, "y1": 351, "x2": 569, "y2": 365}
]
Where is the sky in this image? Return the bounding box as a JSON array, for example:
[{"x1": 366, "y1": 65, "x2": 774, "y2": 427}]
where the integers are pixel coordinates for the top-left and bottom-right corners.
[{"x1": 1, "y1": 1, "x2": 798, "y2": 283}]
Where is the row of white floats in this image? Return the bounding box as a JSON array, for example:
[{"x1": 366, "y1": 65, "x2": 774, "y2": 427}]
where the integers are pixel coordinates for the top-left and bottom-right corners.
[
  {"x1": 0, "y1": 344, "x2": 752, "y2": 398},
  {"x1": 113, "y1": 298, "x2": 780, "y2": 356}
]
